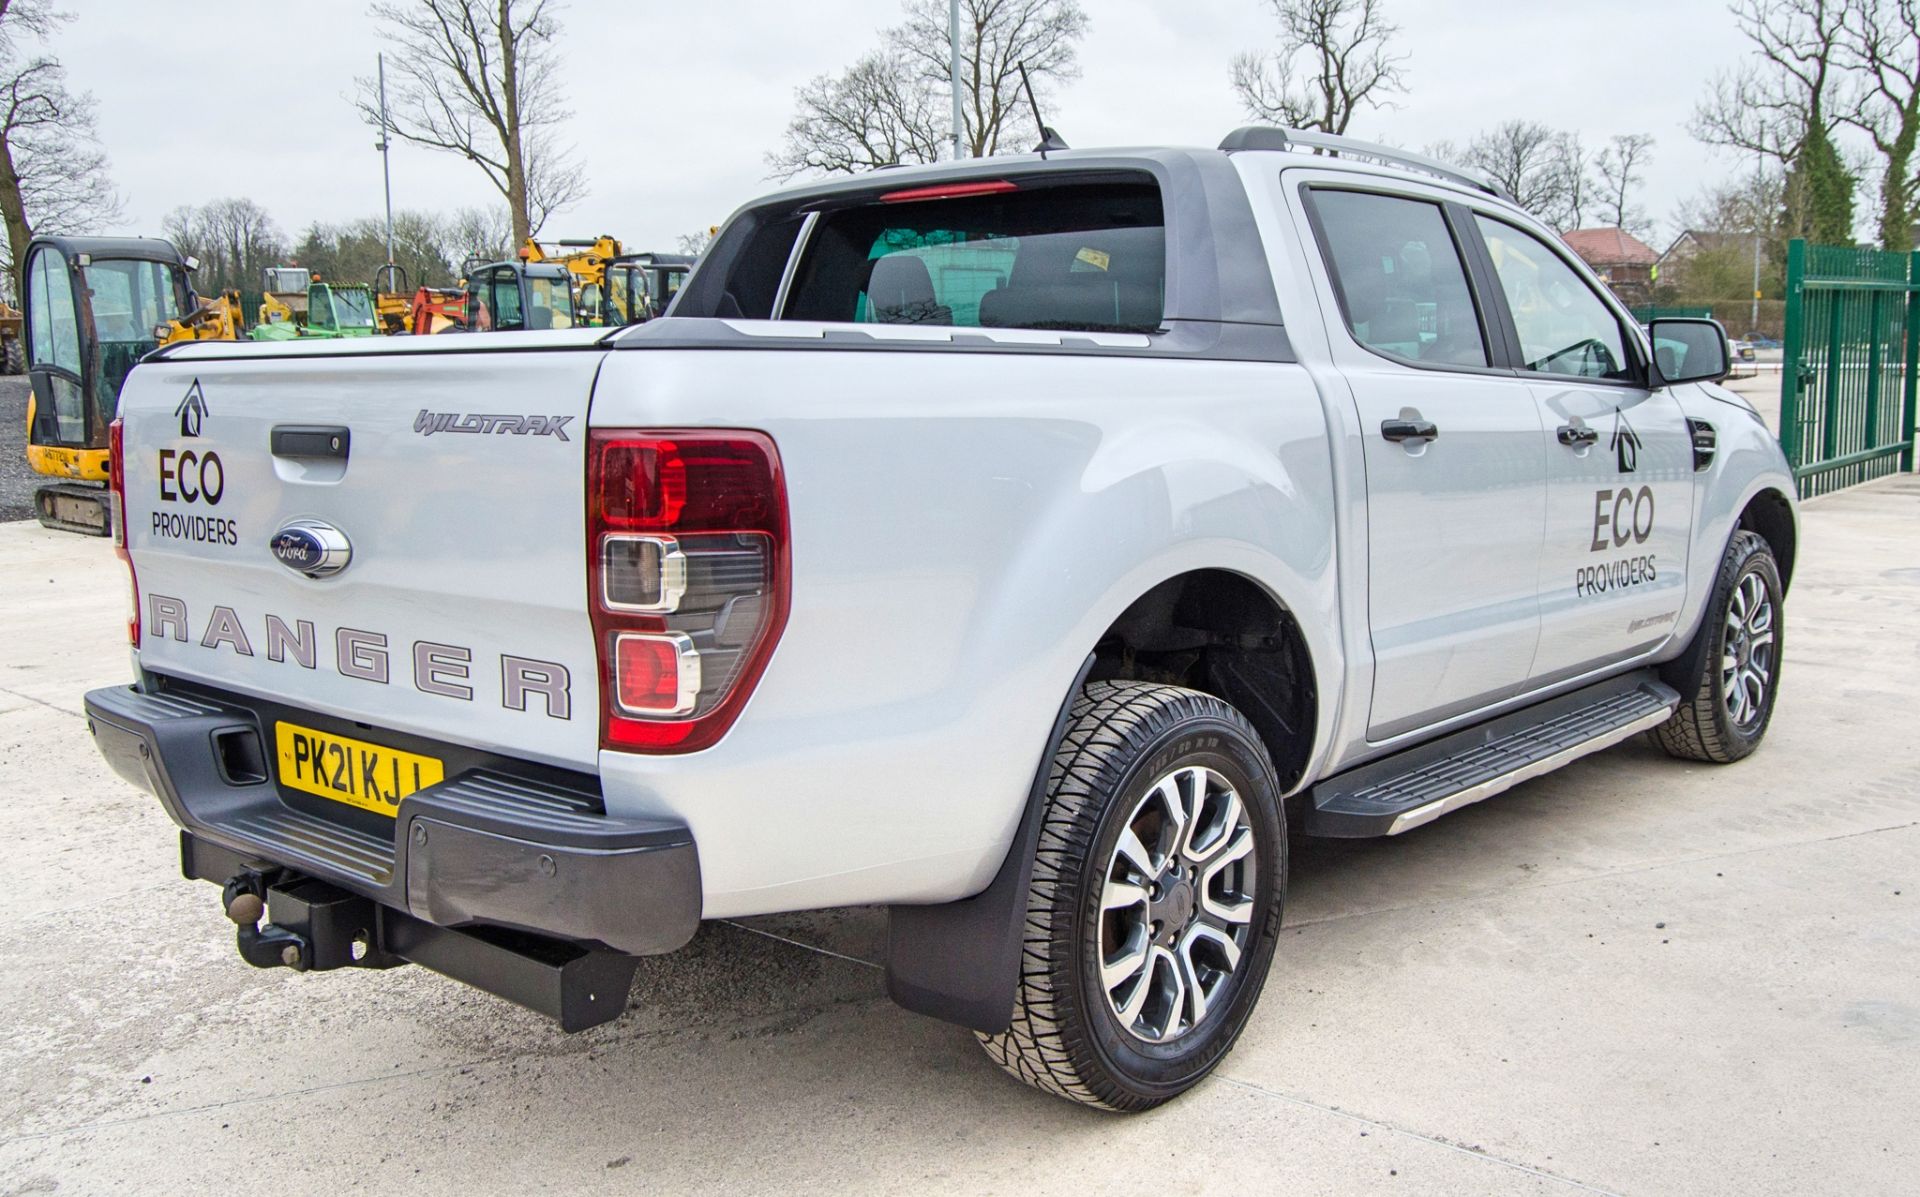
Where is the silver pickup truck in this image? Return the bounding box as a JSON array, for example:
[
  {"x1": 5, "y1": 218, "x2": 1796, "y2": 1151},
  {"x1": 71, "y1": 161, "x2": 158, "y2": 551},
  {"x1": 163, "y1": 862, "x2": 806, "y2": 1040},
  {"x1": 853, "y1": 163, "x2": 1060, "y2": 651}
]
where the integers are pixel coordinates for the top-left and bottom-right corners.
[{"x1": 84, "y1": 128, "x2": 1797, "y2": 1111}]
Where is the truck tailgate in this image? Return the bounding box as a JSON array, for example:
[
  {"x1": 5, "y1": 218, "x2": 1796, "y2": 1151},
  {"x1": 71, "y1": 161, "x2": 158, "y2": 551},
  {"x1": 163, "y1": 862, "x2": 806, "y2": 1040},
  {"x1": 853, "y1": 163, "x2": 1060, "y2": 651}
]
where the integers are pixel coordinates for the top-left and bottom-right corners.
[{"x1": 118, "y1": 344, "x2": 606, "y2": 771}]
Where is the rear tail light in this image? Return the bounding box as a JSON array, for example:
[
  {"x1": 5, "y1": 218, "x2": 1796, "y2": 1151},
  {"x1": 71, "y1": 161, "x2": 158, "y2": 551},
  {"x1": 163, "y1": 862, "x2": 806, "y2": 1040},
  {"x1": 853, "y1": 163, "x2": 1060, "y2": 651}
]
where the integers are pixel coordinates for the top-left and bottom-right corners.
[
  {"x1": 108, "y1": 418, "x2": 139, "y2": 645},
  {"x1": 587, "y1": 431, "x2": 788, "y2": 752}
]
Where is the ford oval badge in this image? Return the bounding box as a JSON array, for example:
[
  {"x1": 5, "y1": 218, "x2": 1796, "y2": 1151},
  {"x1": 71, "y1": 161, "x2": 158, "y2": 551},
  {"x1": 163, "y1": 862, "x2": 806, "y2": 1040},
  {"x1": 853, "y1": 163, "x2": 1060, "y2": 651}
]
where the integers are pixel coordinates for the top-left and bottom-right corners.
[{"x1": 270, "y1": 520, "x2": 351, "y2": 579}]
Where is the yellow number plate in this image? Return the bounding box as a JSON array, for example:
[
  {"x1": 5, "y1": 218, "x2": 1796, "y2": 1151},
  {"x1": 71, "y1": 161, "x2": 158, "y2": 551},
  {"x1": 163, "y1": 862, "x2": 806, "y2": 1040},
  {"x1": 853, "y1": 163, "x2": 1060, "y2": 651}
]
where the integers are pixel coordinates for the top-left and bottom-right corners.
[{"x1": 274, "y1": 721, "x2": 445, "y2": 817}]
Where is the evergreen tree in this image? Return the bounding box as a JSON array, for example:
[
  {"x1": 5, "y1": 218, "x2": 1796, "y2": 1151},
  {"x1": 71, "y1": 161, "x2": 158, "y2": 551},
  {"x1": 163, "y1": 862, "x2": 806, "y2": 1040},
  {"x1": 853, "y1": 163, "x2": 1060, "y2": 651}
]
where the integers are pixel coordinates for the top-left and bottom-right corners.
[{"x1": 1786, "y1": 119, "x2": 1856, "y2": 246}]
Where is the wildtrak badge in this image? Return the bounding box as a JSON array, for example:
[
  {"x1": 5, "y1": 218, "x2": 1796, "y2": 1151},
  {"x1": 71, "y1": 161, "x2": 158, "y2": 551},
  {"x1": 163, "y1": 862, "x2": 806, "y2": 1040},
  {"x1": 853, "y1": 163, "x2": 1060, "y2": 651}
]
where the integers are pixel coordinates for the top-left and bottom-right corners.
[{"x1": 413, "y1": 410, "x2": 574, "y2": 441}]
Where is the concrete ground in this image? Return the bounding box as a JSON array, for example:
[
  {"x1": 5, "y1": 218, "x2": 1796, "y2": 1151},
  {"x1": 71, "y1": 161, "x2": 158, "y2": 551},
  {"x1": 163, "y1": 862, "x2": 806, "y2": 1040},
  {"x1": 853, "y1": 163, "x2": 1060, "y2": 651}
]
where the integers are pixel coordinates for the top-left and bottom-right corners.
[{"x1": 2, "y1": 466, "x2": 1917, "y2": 1194}]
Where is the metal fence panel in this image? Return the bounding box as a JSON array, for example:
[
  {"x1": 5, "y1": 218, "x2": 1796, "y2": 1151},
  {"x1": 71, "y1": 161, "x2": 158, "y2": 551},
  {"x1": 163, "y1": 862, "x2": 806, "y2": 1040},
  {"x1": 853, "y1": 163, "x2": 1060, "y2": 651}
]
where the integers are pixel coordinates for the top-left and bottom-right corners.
[{"x1": 1779, "y1": 239, "x2": 1920, "y2": 498}]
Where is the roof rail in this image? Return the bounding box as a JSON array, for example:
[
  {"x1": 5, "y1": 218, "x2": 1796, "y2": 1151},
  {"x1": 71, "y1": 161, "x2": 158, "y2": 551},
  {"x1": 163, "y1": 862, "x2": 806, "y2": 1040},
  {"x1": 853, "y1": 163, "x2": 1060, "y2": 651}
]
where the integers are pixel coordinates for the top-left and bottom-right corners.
[{"x1": 1218, "y1": 126, "x2": 1515, "y2": 203}]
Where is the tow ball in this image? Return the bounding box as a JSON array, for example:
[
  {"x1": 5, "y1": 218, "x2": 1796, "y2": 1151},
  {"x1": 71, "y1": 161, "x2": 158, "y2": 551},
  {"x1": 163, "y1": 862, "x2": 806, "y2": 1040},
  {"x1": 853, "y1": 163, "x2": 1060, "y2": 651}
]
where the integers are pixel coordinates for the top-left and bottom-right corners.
[{"x1": 220, "y1": 871, "x2": 403, "y2": 973}]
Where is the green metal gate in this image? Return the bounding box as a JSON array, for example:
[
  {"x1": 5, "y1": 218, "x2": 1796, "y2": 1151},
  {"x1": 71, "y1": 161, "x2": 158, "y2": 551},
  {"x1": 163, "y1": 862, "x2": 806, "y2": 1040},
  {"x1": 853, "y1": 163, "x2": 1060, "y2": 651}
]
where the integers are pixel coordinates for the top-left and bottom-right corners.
[{"x1": 1779, "y1": 239, "x2": 1920, "y2": 498}]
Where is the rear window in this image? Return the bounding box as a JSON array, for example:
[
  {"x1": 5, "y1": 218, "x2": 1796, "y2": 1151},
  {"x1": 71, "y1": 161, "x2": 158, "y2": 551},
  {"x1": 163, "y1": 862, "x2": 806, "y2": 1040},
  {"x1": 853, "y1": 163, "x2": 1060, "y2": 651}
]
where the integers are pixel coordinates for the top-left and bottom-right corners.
[{"x1": 781, "y1": 179, "x2": 1166, "y2": 334}]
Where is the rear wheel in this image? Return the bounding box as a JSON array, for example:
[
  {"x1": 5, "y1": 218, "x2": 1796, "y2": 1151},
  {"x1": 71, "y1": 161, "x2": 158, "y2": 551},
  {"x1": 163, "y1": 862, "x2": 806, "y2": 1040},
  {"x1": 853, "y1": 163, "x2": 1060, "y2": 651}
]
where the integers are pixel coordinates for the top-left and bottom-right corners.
[
  {"x1": 1654, "y1": 530, "x2": 1783, "y2": 763},
  {"x1": 3, "y1": 335, "x2": 22, "y2": 375},
  {"x1": 977, "y1": 681, "x2": 1285, "y2": 1111}
]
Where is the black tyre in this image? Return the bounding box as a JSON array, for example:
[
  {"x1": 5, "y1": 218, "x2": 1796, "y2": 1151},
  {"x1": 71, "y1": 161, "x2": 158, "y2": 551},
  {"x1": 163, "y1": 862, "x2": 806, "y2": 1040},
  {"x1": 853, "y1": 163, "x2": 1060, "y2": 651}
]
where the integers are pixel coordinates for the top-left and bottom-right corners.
[
  {"x1": 3, "y1": 335, "x2": 22, "y2": 375},
  {"x1": 977, "y1": 681, "x2": 1286, "y2": 1111},
  {"x1": 1654, "y1": 529, "x2": 1784, "y2": 764}
]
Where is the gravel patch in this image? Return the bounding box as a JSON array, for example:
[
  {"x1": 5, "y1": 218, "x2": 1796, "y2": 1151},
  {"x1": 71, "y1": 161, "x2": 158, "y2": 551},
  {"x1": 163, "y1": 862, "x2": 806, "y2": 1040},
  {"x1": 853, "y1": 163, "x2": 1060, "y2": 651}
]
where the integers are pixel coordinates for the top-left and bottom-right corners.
[{"x1": 0, "y1": 377, "x2": 35, "y2": 523}]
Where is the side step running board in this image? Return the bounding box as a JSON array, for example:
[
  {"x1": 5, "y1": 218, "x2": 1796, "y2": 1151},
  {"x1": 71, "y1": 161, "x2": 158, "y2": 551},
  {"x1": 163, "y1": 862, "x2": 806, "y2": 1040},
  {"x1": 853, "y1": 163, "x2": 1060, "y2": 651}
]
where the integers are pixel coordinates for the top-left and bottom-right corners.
[{"x1": 1308, "y1": 672, "x2": 1680, "y2": 838}]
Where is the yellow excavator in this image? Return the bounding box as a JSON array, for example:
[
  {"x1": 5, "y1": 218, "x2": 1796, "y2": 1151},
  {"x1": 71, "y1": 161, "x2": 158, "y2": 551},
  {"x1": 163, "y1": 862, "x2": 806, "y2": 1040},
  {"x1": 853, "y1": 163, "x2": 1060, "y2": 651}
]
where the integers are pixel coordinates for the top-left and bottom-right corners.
[
  {"x1": 519, "y1": 236, "x2": 692, "y2": 327},
  {"x1": 21, "y1": 235, "x2": 242, "y2": 535},
  {"x1": 521, "y1": 235, "x2": 622, "y2": 325}
]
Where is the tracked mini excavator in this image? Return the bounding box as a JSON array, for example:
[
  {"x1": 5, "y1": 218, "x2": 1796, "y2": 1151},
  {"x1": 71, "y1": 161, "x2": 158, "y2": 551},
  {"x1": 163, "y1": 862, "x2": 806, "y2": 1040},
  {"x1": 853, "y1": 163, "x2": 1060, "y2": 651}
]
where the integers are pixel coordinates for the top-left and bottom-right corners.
[{"x1": 21, "y1": 235, "x2": 241, "y2": 535}]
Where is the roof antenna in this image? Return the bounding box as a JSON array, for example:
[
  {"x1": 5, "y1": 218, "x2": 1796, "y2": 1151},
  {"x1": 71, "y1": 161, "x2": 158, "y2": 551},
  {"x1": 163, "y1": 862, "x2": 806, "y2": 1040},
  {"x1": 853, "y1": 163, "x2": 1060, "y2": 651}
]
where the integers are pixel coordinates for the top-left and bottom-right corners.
[{"x1": 1019, "y1": 62, "x2": 1069, "y2": 157}]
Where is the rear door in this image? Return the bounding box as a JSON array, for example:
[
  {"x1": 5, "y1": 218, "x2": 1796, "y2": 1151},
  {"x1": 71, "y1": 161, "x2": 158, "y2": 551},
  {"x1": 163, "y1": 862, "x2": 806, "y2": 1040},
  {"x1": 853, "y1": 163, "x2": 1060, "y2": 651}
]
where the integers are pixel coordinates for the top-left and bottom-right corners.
[
  {"x1": 1296, "y1": 182, "x2": 1547, "y2": 740},
  {"x1": 118, "y1": 339, "x2": 607, "y2": 771},
  {"x1": 1468, "y1": 215, "x2": 1694, "y2": 681}
]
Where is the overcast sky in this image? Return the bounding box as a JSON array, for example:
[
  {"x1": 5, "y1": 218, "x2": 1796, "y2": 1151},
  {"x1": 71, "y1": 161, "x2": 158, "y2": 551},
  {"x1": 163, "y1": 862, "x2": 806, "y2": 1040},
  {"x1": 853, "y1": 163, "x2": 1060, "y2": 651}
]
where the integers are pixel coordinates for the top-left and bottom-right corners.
[{"x1": 60, "y1": 0, "x2": 1761, "y2": 255}]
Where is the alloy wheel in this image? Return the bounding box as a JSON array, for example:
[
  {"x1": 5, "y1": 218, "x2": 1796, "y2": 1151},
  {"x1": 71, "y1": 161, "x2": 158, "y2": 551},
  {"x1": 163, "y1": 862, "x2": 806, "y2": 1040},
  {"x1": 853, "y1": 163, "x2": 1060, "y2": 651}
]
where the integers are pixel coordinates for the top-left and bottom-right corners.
[{"x1": 1097, "y1": 765, "x2": 1257, "y2": 1044}]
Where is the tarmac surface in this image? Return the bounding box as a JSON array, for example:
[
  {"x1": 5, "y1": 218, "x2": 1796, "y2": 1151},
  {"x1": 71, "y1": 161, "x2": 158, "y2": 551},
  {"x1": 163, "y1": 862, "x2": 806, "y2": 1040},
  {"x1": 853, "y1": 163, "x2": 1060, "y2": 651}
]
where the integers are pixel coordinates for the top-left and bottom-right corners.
[{"x1": 0, "y1": 380, "x2": 1916, "y2": 1195}]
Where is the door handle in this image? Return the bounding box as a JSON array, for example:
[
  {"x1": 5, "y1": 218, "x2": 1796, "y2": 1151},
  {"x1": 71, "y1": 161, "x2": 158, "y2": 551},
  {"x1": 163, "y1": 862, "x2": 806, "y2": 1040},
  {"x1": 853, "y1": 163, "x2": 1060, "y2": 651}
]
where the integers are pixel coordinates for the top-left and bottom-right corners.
[
  {"x1": 1556, "y1": 424, "x2": 1599, "y2": 448},
  {"x1": 271, "y1": 425, "x2": 351, "y2": 460},
  {"x1": 1381, "y1": 418, "x2": 1439, "y2": 443}
]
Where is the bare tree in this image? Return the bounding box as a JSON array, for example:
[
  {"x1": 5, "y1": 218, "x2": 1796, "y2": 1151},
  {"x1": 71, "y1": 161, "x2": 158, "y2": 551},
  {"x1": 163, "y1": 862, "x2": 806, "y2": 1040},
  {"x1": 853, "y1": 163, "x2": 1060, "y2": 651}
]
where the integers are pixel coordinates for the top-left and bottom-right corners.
[
  {"x1": 442, "y1": 205, "x2": 514, "y2": 267},
  {"x1": 677, "y1": 228, "x2": 715, "y2": 256},
  {"x1": 357, "y1": 0, "x2": 586, "y2": 245},
  {"x1": 1444, "y1": 122, "x2": 1587, "y2": 228},
  {"x1": 162, "y1": 198, "x2": 288, "y2": 295},
  {"x1": 895, "y1": 0, "x2": 1088, "y2": 156},
  {"x1": 768, "y1": 0, "x2": 1089, "y2": 179},
  {"x1": 1693, "y1": 0, "x2": 1851, "y2": 166},
  {"x1": 1594, "y1": 133, "x2": 1656, "y2": 235},
  {"x1": 1838, "y1": 0, "x2": 1920, "y2": 249},
  {"x1": 1556, "y1": 132, "x2": 1591, "y2": 229},
  {"x1": 1229, "y1": 0, "x2": 1406, "y2": 133},
  {"x1": 1675, "y1": 169, "x2": 1788, "y2": 235},
  {"x1": 0, "y1": 1, "x2": 120, "y2": 293},
  {"x1": 769, "y1": 50, "x2": 949, "y2": 177}
]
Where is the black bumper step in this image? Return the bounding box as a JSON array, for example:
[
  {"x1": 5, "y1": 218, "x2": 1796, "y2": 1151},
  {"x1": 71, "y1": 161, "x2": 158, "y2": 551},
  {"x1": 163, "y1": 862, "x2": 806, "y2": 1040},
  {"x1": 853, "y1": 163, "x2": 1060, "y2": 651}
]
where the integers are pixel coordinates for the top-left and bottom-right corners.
[
  {"x1": 1308, "y1": 672, "x2": 1681, "y2": 838},
  {"x1": 84, "y1": 682, "x2": 702, "y2": 962}
]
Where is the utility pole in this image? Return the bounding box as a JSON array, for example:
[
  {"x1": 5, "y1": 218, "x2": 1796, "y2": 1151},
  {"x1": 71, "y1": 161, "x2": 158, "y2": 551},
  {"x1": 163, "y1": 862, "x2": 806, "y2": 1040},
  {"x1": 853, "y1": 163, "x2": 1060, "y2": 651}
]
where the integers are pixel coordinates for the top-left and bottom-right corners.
[
  {"x1": 377, "y1": 52, "x2": 396, "y2": 270},
  {"x1": 1750, "y1": 151, "x2": 1763, "y2": 335},
  {"x1": 950, "y1": 0, "x2": 963, "y2": 161}
]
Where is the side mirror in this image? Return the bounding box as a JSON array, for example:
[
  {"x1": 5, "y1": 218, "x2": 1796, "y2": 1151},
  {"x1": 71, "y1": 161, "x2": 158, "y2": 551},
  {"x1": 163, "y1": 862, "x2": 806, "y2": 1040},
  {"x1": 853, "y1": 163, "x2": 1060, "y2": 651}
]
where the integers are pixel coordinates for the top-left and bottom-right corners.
[{"x1": 1648, "y1": 318, "x2": 1730, "y2": 386}]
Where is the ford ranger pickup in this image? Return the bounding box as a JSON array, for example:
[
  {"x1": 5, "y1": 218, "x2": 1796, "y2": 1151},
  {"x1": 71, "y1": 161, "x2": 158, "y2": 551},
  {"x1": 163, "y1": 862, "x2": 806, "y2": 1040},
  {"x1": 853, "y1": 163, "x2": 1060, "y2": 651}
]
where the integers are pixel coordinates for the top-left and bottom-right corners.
[{"x1": 83, "y1": 127, "x2": 1798, "y2": 1111}]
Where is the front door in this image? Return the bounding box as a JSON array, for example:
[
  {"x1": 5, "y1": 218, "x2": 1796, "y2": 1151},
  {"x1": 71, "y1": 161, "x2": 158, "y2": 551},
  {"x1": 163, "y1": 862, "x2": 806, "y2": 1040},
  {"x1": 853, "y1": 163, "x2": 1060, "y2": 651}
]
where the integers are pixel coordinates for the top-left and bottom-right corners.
[
  {"x1": 1302, "y1": 186, "x2": 1549, "y2": 741},
  {"x1": 1470, "y1": 216, "x2": 1694, "y2": 682}
]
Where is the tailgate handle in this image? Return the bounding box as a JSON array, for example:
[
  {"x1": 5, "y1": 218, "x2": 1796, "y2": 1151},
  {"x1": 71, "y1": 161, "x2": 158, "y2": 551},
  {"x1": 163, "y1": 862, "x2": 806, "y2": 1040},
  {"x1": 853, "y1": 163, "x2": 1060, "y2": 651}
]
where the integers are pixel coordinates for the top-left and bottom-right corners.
[{"x1": 271, "y1": 425, "x2": 351, "y2": 460}]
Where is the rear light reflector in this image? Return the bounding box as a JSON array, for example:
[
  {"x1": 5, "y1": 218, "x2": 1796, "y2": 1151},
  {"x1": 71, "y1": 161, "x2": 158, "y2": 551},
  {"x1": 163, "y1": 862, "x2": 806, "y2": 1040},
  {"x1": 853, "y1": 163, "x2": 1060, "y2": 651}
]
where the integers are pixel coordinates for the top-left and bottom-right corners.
[
  {"x1": 613, "y1": 633, "x2": 700, "y2": 716},
  {"x1": 108, "y1": 417, "x2": 138, "y2": 646},
  {"x1": 587, "y1": 431, "x2": 788, "y2": 752}
]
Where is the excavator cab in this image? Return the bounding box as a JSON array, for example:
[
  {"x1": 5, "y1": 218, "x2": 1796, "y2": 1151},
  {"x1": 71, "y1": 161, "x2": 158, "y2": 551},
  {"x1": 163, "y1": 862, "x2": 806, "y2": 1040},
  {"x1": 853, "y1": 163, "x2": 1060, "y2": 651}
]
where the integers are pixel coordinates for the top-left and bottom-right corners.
[
  {"x1": 462, "y1": 261, "x2": 578, "y2": 331},
  {"x1": 601, "y1": 253, "x2": 694, "y2": 326},
  {"x1": 306, "y1": 283, "x2": 380, "y2": 337},
  {"x1": 22, "y1": 236, "x2": 202, "y2": 534}
]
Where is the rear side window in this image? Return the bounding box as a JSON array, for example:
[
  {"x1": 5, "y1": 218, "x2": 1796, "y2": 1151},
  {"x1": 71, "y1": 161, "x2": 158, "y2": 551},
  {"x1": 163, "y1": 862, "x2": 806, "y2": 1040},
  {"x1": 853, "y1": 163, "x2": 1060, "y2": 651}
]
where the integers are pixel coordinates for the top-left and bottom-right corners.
[
  {"x1": 1310, "y1": 190, "x2": 1488, "y2": 368},
  {"x1": 781, "y1": 180, "x2": 1165, "y2": 333}
]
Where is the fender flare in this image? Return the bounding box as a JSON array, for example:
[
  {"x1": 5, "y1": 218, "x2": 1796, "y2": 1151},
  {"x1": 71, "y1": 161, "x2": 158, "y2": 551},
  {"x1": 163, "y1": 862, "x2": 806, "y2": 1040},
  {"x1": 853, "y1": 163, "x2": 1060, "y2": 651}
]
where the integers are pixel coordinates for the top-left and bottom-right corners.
[{"x1": 884, "y1": 654, "x2": 1096, "y2": 1034}]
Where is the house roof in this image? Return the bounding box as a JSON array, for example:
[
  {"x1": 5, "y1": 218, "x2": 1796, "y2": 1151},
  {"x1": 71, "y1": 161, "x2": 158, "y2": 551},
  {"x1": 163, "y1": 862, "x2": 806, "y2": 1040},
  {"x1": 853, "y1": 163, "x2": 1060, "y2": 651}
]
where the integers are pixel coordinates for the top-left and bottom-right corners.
[
  {"x1": 1658, "y1": 229, "x2": 1746, "y2": 263},
  {"x1": 1561, "y1": 227, "x2": 1658, "y2": 267}
]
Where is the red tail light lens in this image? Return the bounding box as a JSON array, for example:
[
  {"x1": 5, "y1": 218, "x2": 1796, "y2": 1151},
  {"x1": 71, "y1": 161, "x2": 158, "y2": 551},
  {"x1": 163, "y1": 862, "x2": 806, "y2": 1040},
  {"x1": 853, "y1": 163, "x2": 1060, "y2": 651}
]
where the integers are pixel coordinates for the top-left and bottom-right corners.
[
  {"x1": 588, "y1": 431, "x2": 788, "y2": 752},
  {"x1": 879, "y1": 180, "x2": 1019, "y2": 203},
  {"x1": 108, "y1": 417, "x2": 139, "y2": 645}
]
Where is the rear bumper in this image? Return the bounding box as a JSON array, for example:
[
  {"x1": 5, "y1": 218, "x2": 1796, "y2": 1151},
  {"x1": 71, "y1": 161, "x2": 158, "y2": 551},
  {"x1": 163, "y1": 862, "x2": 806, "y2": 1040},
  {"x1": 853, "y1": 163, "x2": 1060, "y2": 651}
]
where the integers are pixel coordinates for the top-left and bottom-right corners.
[{"x1": 83, "y1": 683, "x2": 701, "y2": 958}]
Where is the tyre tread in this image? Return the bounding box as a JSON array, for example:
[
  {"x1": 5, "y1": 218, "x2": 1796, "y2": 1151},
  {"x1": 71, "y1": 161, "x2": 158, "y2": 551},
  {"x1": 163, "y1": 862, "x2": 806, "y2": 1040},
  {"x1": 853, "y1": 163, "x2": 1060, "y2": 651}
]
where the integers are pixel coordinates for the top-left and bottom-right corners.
[
  {"x1": 1654, "y1": 529, "x2": 1780, "y2": 764},
  {"x1": 976, "y1": 680, "x2": 1275, "y2": 1112}
]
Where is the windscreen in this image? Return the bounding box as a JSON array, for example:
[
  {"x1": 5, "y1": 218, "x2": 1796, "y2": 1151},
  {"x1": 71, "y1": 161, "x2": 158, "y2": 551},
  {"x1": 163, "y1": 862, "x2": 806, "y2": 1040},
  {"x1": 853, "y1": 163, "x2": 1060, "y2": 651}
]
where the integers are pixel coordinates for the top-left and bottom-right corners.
[
  {"x1": 781, "y1": 179, "x2": 1165, "y2": 334},
  {"x1": 84, "y1": 258, "x2": 185, "y2": 417},
  {"x1": 333, "y1": 286, "x2": 376, "y2": 329}
]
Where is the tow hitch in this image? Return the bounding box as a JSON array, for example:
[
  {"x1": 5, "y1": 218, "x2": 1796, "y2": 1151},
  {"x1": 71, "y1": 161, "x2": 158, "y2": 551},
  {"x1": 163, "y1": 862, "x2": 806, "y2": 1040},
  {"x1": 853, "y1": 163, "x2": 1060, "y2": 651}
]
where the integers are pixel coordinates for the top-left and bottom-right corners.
[
  {"x1": 221, "y1": 870, "x2": 403, "y2": 973},
  {"x1": 196, "y1": 838, "x2": 639, "y2": 1031}
]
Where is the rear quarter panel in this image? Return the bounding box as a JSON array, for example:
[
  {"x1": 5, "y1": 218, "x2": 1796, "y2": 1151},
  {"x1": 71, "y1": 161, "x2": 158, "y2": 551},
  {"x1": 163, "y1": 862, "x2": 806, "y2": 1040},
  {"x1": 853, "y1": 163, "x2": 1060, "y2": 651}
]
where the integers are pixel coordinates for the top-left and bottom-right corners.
[{"x1": 589, "y1": 344, "x2": 1341, "y2": 916}]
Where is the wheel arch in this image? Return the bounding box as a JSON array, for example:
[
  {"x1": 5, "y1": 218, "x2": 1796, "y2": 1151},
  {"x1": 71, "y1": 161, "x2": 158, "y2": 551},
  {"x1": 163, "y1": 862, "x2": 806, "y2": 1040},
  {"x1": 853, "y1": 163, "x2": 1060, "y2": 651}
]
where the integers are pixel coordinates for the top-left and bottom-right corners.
[
  {"x1": 1084, "y1": 567, "x2": 1319, "y2": 793},
  {"x1": 887, "y1": 563, "x2": 1326, "y2": 1035},
  {"x1": 1739, "y1": 486, "x2": 1797, "y2": 593}
]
